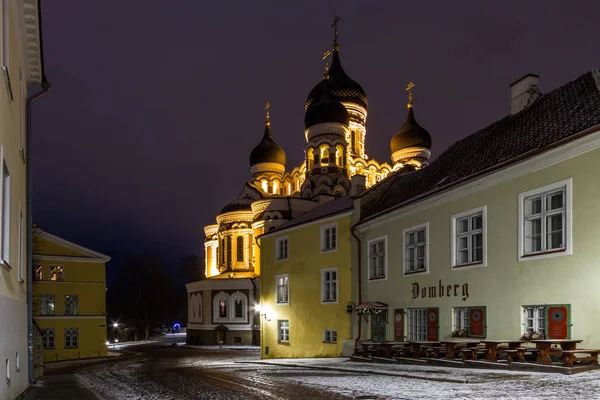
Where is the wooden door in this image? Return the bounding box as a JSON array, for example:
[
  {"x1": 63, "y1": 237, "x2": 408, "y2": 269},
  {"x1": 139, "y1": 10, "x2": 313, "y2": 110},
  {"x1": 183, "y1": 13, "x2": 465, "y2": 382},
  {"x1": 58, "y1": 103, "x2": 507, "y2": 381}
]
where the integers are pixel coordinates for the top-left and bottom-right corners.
[{"x1": 371, "y1": 310, "x2": 388, "y2": 342}]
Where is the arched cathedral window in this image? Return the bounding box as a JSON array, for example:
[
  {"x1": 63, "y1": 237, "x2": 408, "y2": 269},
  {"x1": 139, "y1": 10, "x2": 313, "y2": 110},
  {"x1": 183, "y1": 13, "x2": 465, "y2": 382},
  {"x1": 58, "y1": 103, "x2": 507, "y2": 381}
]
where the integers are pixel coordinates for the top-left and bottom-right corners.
[{"x1": 236, "y1": 236, "x2": 244, "y2": 262}]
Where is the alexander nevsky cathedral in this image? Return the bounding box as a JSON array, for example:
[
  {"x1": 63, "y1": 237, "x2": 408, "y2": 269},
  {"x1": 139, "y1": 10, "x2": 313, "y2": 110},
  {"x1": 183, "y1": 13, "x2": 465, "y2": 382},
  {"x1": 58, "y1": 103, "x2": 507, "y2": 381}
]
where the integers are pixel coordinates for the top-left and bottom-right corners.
[{"x1": 186, "y1": 18, "x2": 432, "y2": 345}]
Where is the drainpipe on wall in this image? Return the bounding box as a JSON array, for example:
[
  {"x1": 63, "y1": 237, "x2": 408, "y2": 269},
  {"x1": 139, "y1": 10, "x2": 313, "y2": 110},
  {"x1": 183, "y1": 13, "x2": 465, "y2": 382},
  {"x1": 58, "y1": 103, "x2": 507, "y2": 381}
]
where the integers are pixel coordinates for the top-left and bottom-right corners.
[
  {"x1": 351, "y1": 227, "x2": 362, "y2": 349},
  {"x1": 26, "y1": 76, "x2": 51, "y2": 384}
]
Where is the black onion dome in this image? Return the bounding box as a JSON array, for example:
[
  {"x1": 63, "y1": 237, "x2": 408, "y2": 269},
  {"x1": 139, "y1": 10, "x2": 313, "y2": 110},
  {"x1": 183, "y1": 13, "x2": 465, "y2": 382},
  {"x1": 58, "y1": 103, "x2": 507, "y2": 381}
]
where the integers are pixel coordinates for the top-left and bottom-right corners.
[
  {"x1": 219, "y1": 200, "x2": 252, "y2": 214},
  {"x1": 249, "y1": 123, "x2": 286, "y2": 167},
  {"x1": 305, "y1": 49, "x2": 367, "y2": 111},
  {"x1": 304, "y1": 85, "x2": 350, "y2": 129},
  {"x1": 390, "y1": 107, "x2": 432, "y2": 155}
]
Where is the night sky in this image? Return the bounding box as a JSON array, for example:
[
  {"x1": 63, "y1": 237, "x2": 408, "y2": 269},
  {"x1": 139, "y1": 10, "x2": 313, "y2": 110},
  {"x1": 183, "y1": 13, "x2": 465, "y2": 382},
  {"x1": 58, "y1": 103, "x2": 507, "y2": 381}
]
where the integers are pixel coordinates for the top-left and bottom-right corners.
[{"x1": 31, "y1": 1, "x2": 600, "y2": 272}]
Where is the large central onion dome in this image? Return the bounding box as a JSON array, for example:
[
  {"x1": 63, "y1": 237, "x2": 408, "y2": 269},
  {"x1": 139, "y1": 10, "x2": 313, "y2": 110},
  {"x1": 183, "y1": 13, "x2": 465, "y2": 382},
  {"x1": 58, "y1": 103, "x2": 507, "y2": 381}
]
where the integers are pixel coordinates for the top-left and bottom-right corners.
[
  {"x1": 249, "y1": 120, "x2": 286, "y2": 168},
  {"x1": 304, "y1": 81, "x2": 350, "y2": 129},
  {"x1": 305, "y1": 48, "x2": 368, "y2": 111}
]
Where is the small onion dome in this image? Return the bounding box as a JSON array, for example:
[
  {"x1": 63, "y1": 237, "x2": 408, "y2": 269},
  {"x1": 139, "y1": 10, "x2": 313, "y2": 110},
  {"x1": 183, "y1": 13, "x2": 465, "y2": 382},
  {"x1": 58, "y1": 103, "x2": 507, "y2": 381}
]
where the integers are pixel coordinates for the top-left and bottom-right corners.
[
  {"x1": 305, "y1": 49, "x2": 367, "y2": 111},
  {"x1": 304, "y1": 92, "x2": 350, "y2": 129},
  {"x1": 219, "y1": 200, "x2": 252, "y2": 214},
  {"x1": 249, "y1": 121, "x2": 286, "y2": 168},
  {"x1": 390, "y1": 107, "x2": 432, "y2": 156}
]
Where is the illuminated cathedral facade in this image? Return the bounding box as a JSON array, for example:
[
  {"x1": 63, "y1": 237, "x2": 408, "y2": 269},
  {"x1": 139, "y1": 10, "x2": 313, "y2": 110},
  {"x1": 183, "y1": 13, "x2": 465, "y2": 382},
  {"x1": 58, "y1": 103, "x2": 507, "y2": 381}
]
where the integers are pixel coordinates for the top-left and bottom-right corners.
[{"x1": 186, "y1": 19, "x2": 432, "y2": 345}]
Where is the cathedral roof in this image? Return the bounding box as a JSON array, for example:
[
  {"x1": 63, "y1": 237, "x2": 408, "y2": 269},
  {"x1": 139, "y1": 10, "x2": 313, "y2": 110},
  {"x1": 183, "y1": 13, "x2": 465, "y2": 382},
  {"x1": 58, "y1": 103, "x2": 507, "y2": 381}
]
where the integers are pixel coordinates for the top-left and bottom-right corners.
[
  {"x1": 305, "y1": 48, "x2": 368, "y2": 111},
  {"x1": 249, "y1": 121, "x2": 286, "y2": 167},
  {"x1": 359, "y1": 69, "x2": 600, "y2": 223},
  {"x1": 389, "y1": 107, "x2": 432, "y2": 155},
  {"x1": 219, "y1": 199, "x2": 252, "y2": 214},
  {"x1": 304, "y1": 81, "x2": 350, "y2": 129}
]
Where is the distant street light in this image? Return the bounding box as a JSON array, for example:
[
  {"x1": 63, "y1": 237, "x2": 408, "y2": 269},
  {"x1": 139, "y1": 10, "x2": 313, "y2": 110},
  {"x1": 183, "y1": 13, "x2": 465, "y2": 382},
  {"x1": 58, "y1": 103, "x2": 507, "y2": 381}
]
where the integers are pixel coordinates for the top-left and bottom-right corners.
[{"x1": 113, "y1": 322, "x2": 119, "y2": 328}]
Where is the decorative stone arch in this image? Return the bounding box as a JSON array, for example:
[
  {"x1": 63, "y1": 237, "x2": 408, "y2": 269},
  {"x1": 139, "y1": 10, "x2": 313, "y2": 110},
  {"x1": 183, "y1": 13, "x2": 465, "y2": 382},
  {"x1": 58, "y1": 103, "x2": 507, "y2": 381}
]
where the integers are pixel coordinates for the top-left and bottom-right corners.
[
  {"x1": 264, "y1": 211, "x2": 283, "y2": 220},
  {"x1": 313, "y1": 184, "x2": 333, "y2": 196},
  {"x1": 213, "y1": 292, "x2": 230, "y2": 323},
  {"x1": 189, "y1": 291, "x2": 202, "y2": 323},
  {"x1": 229, "y1": 291, "x2": 248, "y2": 323},
  {"x1": 315, "y1": 175, "x2": 334, "y2": 188}
]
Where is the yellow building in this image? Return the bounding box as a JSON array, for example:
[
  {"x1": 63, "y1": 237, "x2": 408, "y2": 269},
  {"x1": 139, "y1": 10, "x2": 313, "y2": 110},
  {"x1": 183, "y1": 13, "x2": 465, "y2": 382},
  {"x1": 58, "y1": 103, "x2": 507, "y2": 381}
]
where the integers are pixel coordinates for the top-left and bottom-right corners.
[
  {"x1": 259, "y1": 197, "x2": 354, "y2": 358},
  {"x1": 32, "y1": 228, "x2": 110, "y2": 364}
]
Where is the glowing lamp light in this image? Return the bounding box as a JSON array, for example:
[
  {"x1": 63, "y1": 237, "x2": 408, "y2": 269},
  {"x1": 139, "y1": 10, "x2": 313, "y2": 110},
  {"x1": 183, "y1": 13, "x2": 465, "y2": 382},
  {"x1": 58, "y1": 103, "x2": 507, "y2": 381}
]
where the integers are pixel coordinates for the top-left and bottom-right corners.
[
  {"x1": 105, "y1": 341, "x2": 110, "y2": 346},
  {"x1": 115, "y1": 339, "x2": 119, "y2": 343},
  {"x1": 173, "y1": 323, "x2": 181, "y2": 329},
  {"x1": 254, "y1": 304, "x2": 261, "y2": 313},
  {"x1": 113, "y1": 322, "x2": 119, "y2": 328}
]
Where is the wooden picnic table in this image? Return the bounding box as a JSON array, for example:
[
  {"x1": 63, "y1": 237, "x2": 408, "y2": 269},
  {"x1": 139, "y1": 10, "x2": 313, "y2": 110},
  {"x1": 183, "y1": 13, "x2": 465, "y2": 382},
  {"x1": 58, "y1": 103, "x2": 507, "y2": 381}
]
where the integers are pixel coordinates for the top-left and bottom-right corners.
[
  {"x1": 408, "y1": 341, "x2": 441, "y2": 359},
  {"x1": 358, "y1": 341, "x2": 379, "y2": 358},
  {"x1": 380, "y1": 341, "x2": 410, "y2": 358},
  {"x1": 441, "y1": 339, "x2": 481, "y2": 360},
  {"x1": 529, "y1": 339, "x2": 583, "y2": 365},
  {"x1": 481, "y1": 340, "x2": 526, "y2": 362}
]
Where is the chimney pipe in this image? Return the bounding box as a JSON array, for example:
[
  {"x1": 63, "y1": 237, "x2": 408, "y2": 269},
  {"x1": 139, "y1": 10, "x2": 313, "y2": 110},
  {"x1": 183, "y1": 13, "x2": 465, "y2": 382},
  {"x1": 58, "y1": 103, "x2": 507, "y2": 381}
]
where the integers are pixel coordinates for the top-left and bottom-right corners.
[
  {"x1": 510, "y1": 73, "x2": 540, "y2": 115},
  {"x1": 350, "y1": 175, "x2": 366, "y2": 196}
]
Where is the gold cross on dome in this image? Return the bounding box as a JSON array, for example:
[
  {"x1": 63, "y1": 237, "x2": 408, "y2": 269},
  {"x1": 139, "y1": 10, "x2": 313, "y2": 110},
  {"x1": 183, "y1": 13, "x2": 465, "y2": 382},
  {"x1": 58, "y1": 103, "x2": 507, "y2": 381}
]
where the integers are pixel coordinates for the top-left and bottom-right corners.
[
  {"x1": 406, "y1": 81, "x2": 415, "y2": 108},
  {"x1": 265, "y1": 102, "x2": 271, "y2": 121},
  {"x1": 332, "y1": 16, "x2": 341, "y2": 45}
]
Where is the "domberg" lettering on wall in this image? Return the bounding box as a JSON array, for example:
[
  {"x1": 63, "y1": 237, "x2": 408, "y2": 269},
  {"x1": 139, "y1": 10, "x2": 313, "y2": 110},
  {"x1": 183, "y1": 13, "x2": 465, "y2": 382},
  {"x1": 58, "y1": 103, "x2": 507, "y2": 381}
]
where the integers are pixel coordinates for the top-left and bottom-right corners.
[{"x1": 411, "y1": 280, "x2": 469, "y2": 302}]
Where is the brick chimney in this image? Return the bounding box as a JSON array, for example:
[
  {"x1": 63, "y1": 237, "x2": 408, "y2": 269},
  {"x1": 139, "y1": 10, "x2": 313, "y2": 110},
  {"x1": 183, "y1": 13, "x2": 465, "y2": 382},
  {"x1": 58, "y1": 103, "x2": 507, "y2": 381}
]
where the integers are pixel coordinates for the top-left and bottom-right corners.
[{"x1": 510, "y1": 73, "x2": 540, "y2": 115}]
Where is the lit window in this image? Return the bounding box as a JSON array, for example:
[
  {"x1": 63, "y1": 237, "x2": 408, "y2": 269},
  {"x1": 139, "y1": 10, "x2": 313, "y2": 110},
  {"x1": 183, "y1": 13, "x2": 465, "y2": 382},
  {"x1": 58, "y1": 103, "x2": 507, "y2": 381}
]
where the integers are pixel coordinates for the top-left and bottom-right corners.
[
  {"x1": 65, "y1": 328, "x2": 79, "y2": 348},
  {"x1": 403, "y1": 223, "x2": 428, "y2": 275},
  {"x1": 1, "y1": 157, "x2": 10, "y2": 264},
  {"x1": 452, "y1": 207, "x2": 486, "y2": 268},
  {"x1": 321, "y1": 268, "x2": 337, "y2": 303},
  {"x1": 519, "y1": 179, "x2": 572, "y2": 260},
  {"x1": 33, "y1": 264, "x2": 43, "y2": 281},
  {"x1": 40, "y1": 294, "x2": 55, "y2": 316},
  {"x1": 65, "y1": 295, "x2": 78, "y2": 316},
  {"x1": 219, "y1": 300, "x2": 227, "y2": 318},
  {"x1": 276, "y1": 274, "x2": 289, "y2": 305},
  {"x1": 275, "y1": 236, "x2": 288, "y2": 261},
  {"x1": 323, "y1": 330, "x2": 337, "y2": 343},
  {"x1": 368, "y1": 237, "x2": 386, "y2": 280},
  {"x1": 320, "y1": 223, "x2": 337, "y2": 252},
  {"x1": 407, "y1": 309, "x2": 427, "y2": 341},
  {"x1": 42, "y1": 328, "x2": 55, "y2": 349},
  {"x1": 278, "y1": 320, "x2": 289, "y2": 342},
  {"x1": 50, "y1": 265, "x2": 64, "y2": 281}
]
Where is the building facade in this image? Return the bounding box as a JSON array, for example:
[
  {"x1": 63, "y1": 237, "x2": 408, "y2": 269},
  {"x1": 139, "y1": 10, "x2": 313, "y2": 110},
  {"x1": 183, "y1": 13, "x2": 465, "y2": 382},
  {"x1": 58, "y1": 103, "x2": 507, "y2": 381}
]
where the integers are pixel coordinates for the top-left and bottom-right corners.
[
  {"x1": 354, "y1": 71, "x2": 600, "y2": 348},
  {"x1": 259, "y1": 197, "x2": 353, "y2": 358},
  {"x1": 0, "y1": 1, "x2": 46, "y2": 398},
  {"x1": 32, "y1": 228, "x2": 110, "y2": 364},
  {"x1": 186, "y1": 19, "x2": 430, "y2": 345}
]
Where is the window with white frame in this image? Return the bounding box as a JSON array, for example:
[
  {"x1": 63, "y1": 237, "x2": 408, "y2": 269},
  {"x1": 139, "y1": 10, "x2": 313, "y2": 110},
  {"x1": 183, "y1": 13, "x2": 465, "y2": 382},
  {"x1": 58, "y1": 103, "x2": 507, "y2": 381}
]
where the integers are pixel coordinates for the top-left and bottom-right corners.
[
  {"x1": 407, "y1": 308, "x2": 427, "y2": 341},
  {"x1": 278, "y1": 320, "x2": 289, "y2": 342},
  {"x1": 454, "y1": 307, "x2": 469, "y2": 332},
  {"x1": 320, "y1": 223, "x2": 337, "y2": 252},
  {"x1": 65, "y1": 328, "x2": 79, "y2": 348},
  {"x1": 403, "y1": 223, "x2": 428, "y2": 274},
  {"x1": 65, "y1": 295, "x2": 78, "y2": 316},
  {"x1": 323, "y1": 329, "x2": 337, "y2": 343},
  {"x1": 275, "y1": 236, "x2": 288, "y2": 261},
  {"x1": 519, "y1": 179, "x2": 571, "y2": 259},
  {"x1": 50, "y1": 265, "x2": 64, "y2": 281},
  {"x1": 321, "y1": 268, "x2": 338, "y2": 303},
  {"x1": 452, "y1": 207, "x2": 486, "y2": 267},
  {"x1": 276, "y1": 274, "x2": 289, "y2": 304},
  {"x1": 1, "y1": 157, "x2": 10, "y2": 264},
  {"x1": 368, "y1": 237, "x2": 386, "y2": 280},
  {"x1": 523, "y1": 306, "x2": 546, "y2": 337},
  {"x1": 40, "y1": 294, "x2": 55, "y2": 316},
  {"x1": 42, "y1": 328, "x2": 55, "y2": 349},
  {"x1": 230, "y1": 291, "x2": 248, "y2": 322},
  {"x1": 213, "y1": 292, "x2": 230, "y2": 322}
]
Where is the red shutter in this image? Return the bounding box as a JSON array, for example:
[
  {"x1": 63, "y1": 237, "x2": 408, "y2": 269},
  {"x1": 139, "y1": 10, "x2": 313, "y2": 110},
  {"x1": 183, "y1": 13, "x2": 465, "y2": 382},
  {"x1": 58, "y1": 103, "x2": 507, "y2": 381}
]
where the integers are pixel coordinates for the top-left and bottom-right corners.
[
  {"x1": 468, "y1": 307, "x2": 486, "y2": 337},
  {"x1": 426, "y1": 308, "x2": 439, "y2": 341},
  {"x1": 547, "y1": 306, "x2": 569, "y2": 339},
  {"x1": 394, "y1": 309, "x2": 404, "y2": 340}
]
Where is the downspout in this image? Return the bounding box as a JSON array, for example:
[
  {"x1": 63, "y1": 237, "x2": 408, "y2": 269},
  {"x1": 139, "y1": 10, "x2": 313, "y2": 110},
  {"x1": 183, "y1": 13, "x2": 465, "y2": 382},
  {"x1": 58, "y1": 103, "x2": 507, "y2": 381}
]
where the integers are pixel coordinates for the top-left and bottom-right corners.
[
  {"x1": 27, "y1": 76, "x2": 51, "y2": 384},
  {"x1": 250, "y1": 277, "x2": 257, "y2": 345},
  {"x1": 351, "y1": 227, "x2": 362, "y2": 349}
]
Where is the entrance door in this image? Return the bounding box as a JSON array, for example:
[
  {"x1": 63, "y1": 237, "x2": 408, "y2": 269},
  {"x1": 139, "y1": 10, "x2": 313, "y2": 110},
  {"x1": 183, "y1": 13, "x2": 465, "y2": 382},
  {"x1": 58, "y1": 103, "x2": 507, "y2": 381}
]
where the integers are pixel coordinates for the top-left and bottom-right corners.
[
  {"x1": 371, "y1": 310, "x2": 387, "y2": 342},
  {"x1": 216, "y1": 329, "x2": 226, "y2": 344}
]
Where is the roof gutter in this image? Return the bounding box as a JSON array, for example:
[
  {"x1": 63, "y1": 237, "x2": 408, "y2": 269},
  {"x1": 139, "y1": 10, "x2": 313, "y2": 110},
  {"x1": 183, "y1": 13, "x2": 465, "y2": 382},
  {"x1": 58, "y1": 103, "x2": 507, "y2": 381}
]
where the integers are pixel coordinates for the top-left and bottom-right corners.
[{"x1": 357, "y1": 121, "x2": 600, "y2": 227}]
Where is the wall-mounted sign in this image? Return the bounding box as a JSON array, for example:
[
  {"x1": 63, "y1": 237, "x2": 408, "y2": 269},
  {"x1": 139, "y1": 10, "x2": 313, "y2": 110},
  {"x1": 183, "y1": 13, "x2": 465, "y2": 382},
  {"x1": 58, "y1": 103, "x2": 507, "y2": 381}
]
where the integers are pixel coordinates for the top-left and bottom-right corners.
[{"x1": 411, "y1": 280, "x2": 469, "y2": 301}]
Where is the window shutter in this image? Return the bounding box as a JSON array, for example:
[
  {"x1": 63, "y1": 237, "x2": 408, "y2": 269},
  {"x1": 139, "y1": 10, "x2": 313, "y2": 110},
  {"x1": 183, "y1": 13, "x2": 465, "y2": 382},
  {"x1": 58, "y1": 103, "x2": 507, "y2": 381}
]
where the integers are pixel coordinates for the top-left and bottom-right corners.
[
  {"x1": 394, "y1": 309, "x2": 404, "y2": 340},
  {"x1": 546, "y1": 304, "x2": 571, "y2": 339},
  {"x1": 426, "y1": 308, "x2": 439, "y2": 341},
  {"x1": 468, "y1": 306, "x2": 487, "y2": 338}
]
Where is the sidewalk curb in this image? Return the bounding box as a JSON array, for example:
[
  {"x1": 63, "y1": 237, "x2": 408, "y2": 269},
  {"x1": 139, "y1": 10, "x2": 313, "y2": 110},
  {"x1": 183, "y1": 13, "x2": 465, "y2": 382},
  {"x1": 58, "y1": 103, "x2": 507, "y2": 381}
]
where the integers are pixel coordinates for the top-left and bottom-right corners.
[{"x1": 236, "y1": 361, "x2": 474, "y2": 384}]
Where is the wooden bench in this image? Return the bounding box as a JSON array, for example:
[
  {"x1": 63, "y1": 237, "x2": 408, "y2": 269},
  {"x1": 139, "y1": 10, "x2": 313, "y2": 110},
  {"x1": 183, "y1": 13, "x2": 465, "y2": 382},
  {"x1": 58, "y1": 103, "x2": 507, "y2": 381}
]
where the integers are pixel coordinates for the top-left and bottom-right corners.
[
  {"x1": 562, "y1": 349, "x2": 600, "y2": 367},
  {"x1": 460, "y1": 347, "x2": 477, "y2": 360},
  {"x1": 431, "y1": 346, "x2": 447, "y2": 359},
  {"x1": 504, "y1": 349, "x2": 521, "y2": 363}
]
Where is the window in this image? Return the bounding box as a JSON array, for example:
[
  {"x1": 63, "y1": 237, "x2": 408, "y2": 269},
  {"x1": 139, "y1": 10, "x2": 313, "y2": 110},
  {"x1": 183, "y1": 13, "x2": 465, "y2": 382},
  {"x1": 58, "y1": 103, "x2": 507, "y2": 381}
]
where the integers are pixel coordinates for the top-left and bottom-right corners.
[
  {"x1": 236, "y1": 236, "x2": 244, "y2": 262},
  {"x1": 403, "y1": 223, "x2": 428, "y2": 275},
  {"x1": 367, "y1": 236, "x2": 386, "y2": 280},
  {"x1": 219, "y1": 299, "x2": 227, "y2": 318},
  {"x1": 65, "y1": 295, "x2": 78, "y2": 316},
  {"x1": 213, "y1": 292, "x2": 230, "y2": 322},
  {"x1": 278, "y1": 320, "x2": 289, "y2": 342},
  {"x1": 320, "y1": 223, "x2": 337, "y2": 252},
  {"x1": 33, "y1": 264, "x2": 43, "y2": 281},
  {"x1": 321, "y1": 268, "x2": 338, "y2": 303},
  {"x1": 234, "y1": 299, "x2": 243, "y2": 318},
  {"x1": 1, "y1": 157, "x2": 10, "y2": 264},
  {"x1": 40, "y1": 294, "x2": 55, "y2": 316},
  {"x1": 65, "y1": 328, "x2": 79, "y2": 348},
  {"x1": 454, "y1": 307, "x2": 469, "y2": 332},
  {"x1": 275, "y1": 236, "x2": 288, "y2": 261},
  {"x1": 518, "y1": 179, "x2": 572, "y2": 260},
  {"x1": 276, "y1": 274, "x2": 289, "y2": 304},
  {"x1": 5, "y1": 358, "x2": 8, "y2": 383},
  {"x1": 524, "y1": 306, "x2": 546, "y2": 337},
  {"x1": 50, "y1": 265, "x2": 64, "y2": 281},
  {"x1": 15, "y1": 352, "x2": 19, "y2": 372},
  {"x1": 323, "y1": 330, "x2": 337, "y2": 343},
  {"x1": 42, "y1": 328, "x2": 55, "y2": 349},
  {"x1": 452, "y1": 207, "x2": 486, "y2": 268},
  {"x1": 230, "y1": 291, "x2": 248, "y2": 322},
  {"x1": 407, "y1": 308, "x2": 427, "y2": 341},
  {"x1": 18, "y1": 208, "x2": 23, "y2": 281}
]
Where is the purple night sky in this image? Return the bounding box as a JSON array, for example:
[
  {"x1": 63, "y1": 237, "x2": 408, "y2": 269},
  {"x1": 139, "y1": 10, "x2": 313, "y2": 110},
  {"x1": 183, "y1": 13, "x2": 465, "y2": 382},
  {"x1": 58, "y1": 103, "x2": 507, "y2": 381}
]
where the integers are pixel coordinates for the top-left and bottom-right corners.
[{"x1": 31, "y1": 1, "x2": 600, "y2": 269}]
